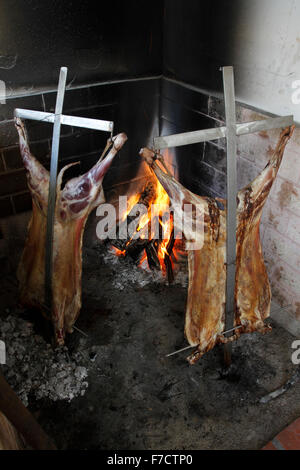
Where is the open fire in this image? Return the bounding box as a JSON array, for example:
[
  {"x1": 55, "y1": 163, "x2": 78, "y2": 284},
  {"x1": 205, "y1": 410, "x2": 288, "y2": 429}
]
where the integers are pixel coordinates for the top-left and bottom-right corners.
[{"x1": 110, "y1": 151, "x2": 185, "y2": 282}]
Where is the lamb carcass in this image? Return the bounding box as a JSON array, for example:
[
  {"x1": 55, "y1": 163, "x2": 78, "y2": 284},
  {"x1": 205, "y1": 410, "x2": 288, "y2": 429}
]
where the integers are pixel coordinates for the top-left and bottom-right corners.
[
  {"x1": 140, "y1": 126, "x2": 294, "y2": 364},
  {"x1": 15, "y1": 118, "x2": 127, "y2": 345}
]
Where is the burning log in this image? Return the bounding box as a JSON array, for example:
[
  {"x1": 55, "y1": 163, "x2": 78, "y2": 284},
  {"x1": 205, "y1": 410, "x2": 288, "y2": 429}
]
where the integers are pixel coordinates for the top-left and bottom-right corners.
[
  {"x1": 112, "y1": 181, "x2": 157, "y2": 251},
  {"x1": 145, "y1": 240, "x2": 161, "y2": 270},
  {"x1": 0, "y1": 371, "x2": 56, "y2": 449},
  {"x1": 111, "y1": 178, "x2": 177, "y2": 281},
  {"x1": 111, "y1": 180, "x2": 161, "y2": 267},
  {"x1": 15, "y1": 118, "x2": 127, "y2": 345},
  {"x1": 140, "y1": 125, "x2": 294, "y2": 364},
  {"x1": 125, "y1": 238, "x2": 151, "y2": 262},
  {"x1": 163, "y1": 223, "x2": 175, "y2": 284}
]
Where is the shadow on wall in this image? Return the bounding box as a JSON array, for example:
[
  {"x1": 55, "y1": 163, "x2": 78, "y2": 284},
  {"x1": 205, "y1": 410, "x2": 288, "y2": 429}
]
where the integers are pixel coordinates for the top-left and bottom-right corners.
[
  {"x1": 163, "y1": 0, "x2": 241, "y2": 93},
  {"x1": 163, "y1": 0, "x2": 300, "y2": 122}
]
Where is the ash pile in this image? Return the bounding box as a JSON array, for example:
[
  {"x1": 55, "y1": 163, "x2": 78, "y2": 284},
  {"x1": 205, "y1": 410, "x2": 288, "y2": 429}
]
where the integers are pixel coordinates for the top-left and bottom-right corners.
[
  {"x1": 0, "y1": 312, "x2": 89, "y2": 406},
  {"x1": 98, "y1": 244, "x2": 188, "y2": 290}
]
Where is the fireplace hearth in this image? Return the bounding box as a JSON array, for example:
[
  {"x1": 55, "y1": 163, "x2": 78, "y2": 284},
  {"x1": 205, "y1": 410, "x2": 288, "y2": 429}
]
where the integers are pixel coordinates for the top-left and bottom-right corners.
[{"x1": 1, "y1": 0, "x2": 300, "y2": 452}]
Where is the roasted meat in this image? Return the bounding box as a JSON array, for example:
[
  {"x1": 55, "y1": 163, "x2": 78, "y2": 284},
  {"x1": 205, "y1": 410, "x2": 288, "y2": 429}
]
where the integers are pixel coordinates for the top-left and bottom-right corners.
[
  {"x1": 140, "y1": 126, "x2": 294, "y2": 364},
  {"x1": 16, "y1": 118, "x2": 127, "y2": 344}
]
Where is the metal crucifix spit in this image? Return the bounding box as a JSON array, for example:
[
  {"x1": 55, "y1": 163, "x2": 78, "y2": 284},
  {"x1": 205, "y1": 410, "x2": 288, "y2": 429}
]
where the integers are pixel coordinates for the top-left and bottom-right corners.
[
  {"x1": 154, "y1": 66, "x2": 293, "y2": 367},
  {"x1": 14, "y1": 66, "x2": 114, "y2": 314}
]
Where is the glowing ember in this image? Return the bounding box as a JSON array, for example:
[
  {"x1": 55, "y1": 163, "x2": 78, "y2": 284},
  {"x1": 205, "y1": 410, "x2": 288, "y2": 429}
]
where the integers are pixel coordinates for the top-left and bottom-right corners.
[
  {"x1": 111, "y1": 246, "x2": 126, "y2": 257},
  {"x1": 139, "y1": 250, "x2": 148, "y2": 268}
]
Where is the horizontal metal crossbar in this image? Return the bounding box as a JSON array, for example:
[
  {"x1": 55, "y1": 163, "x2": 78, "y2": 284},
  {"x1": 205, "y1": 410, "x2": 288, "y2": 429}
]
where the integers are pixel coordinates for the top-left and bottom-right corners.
[
  {"x1": 14, "y1": 108, "x2": 114, "y2": 133},
  {"x1": 153, "y1": 115, "x2": 294, "y2": 150}
]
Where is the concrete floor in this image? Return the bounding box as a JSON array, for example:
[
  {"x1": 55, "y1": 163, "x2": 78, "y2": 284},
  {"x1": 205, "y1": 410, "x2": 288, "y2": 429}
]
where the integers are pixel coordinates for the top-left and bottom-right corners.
[{"x1": 1, "y1": 242, "x2": 300, "y2": 450}]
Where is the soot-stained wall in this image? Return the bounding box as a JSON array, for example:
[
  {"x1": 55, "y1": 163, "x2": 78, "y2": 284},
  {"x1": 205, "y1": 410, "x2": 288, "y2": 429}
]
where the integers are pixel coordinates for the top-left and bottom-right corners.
[
  {"x1": 0, "y1": 0, "x2": 163, "y2": 95},
  {"x1": 0, "y1": 0, "x2": 163, "y2": 216},
  {"x1": 164, "y1": 0, "x2": 300, "y2": 123}
]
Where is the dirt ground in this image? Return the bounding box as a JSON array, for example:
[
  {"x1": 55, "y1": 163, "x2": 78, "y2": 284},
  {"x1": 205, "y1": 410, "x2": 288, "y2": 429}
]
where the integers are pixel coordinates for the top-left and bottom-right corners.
[{"x1": 1, "y1": 241, "x2": 300, "y2": 450}]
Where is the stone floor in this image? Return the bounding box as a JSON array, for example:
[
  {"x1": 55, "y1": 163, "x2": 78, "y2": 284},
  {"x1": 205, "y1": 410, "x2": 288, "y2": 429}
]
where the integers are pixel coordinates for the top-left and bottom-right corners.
[{"x1": 1, "y1": 242, "x2": 300, "y2": 450}]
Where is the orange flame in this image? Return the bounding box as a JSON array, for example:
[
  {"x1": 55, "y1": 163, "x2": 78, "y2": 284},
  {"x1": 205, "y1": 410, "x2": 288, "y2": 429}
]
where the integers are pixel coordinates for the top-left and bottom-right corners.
[{"x1": 114, "y1": 149, "x2": 184, "y2": 274}]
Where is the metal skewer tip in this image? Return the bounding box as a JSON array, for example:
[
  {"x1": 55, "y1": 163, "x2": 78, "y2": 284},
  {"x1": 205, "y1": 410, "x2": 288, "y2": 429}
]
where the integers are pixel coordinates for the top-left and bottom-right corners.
[
  {"x1": 166, "y1": 325, "x2": 245, "y2": 358},
  {"x1": 166, "y1": 344, "x2": 197, "y2": 358}
]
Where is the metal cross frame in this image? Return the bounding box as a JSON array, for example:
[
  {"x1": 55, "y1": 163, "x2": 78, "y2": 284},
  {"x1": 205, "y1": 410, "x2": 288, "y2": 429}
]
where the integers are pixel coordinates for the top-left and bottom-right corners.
[
  {"x1": 154, "y1": 66, "x2": 294, "y2": 367},
  {"x1": 14, "y1": 67, "x2": 114, "y2": 313}
]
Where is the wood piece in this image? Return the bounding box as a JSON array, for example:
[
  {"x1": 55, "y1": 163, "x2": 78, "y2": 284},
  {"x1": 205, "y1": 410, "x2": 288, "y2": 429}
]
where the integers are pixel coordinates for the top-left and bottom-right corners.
[
  {"x1": 0, "y1": 411, "x2": 24, "y2": 450},
  {"x1": 145, "y1": 240, "x2": 161, "y2": 270},
  {"x1": 163, "y1": 224, "x2": 175, "y2": 284},
  {"x1": 126, "y1": 238, "x2": 150, "y2": 262},
  {"x1": 111, "y1": 178, "x2": 177, "y2": 278},
  {"x1": 0, "y1": 371, "x2": 56, "y2": 450},
  {"x1": 112, "y1": 181, "x2": 157, "y2": 252}
]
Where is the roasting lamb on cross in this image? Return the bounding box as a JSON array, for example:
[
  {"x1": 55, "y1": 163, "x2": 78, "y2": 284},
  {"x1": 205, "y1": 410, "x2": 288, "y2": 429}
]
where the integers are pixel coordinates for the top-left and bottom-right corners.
[
  {"x1": 140, "y1": 126, "x2": 294, "y2": 364},
  {"x1": 15, "y1": 118, "x2": 127, "y2": 345}
]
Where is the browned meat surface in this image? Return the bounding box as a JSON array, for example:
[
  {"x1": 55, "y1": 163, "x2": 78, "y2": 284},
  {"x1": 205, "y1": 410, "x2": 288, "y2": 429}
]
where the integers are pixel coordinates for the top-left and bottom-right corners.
[
  {"x1": 16, "y1": 118, "x2": 127, "y2": 344},
  {"x1": 140, "y1": 126, "x2": 294, "y2": 364}
]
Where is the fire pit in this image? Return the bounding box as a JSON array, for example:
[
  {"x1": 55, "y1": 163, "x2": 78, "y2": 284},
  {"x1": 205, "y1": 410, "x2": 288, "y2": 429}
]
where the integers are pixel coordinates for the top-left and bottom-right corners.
[{"x1": 109, "y1": 169, "x2": 186, "y2": 284}]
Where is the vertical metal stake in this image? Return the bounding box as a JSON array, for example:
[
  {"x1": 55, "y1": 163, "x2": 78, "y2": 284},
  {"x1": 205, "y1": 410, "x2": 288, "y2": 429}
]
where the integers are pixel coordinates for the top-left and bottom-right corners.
[
  {"x1": 45, "y1": 67, "x2": 68, "y2": 310},
  {"x1": 222, "y1": 66, "x2": 237, "y2": 367}
]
